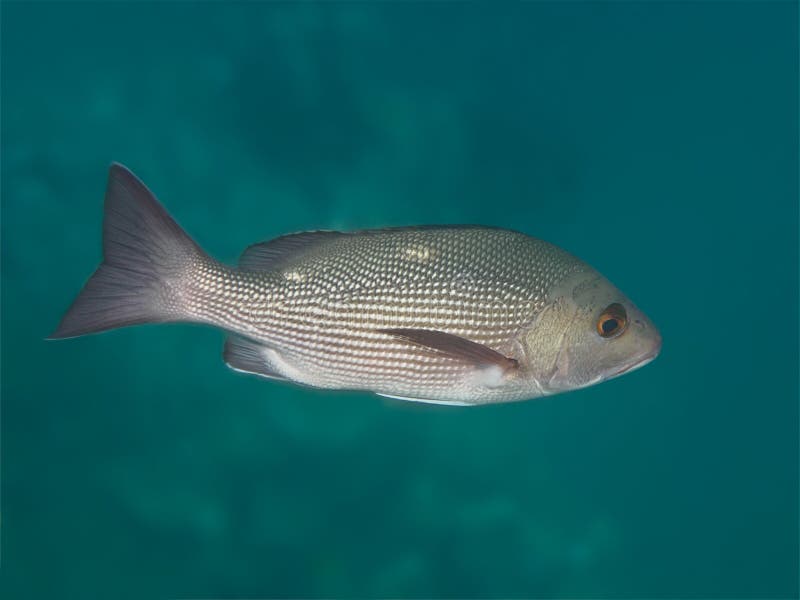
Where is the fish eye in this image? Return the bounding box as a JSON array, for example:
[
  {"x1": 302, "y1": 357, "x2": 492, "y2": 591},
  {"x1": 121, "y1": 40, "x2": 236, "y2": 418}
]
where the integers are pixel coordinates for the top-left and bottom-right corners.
[{"x1": 597, "y1": 303, "x2": 628, "y2": 338}]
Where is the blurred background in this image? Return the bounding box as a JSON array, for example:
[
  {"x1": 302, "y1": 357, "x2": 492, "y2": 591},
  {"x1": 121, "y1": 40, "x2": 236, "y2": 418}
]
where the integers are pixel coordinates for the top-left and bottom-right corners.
[{"x1": 2, "y1": 2, "x2": 797, "y2": 598}]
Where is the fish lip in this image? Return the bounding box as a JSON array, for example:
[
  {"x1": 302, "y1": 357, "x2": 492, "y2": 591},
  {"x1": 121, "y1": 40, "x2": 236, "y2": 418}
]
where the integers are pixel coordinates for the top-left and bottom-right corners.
[{"x1": 610, "y1": 342, "x2": 661, "y2": 378}]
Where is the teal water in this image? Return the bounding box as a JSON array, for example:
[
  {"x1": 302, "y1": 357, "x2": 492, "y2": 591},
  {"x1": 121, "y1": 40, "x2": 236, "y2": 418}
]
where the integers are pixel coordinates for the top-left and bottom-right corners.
[{"x1": 2, "y1": 3, "x2": 797, "y2": 598}]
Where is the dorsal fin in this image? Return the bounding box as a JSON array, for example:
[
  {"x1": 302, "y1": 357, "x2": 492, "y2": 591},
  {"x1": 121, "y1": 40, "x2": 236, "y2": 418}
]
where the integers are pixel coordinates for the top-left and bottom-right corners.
[{"x1": 238, "y1": 231, "x2": 345, "y2": 271}]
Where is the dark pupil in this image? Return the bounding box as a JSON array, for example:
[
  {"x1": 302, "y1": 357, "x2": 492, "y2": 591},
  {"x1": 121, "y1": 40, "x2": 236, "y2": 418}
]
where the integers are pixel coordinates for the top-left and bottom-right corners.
[{"x1": 602, "y1": 318, "x2": 619, "y2": 334}]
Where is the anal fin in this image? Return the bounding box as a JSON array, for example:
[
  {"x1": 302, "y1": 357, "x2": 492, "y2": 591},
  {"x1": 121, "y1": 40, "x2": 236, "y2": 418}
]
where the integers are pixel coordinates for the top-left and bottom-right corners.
[{"x1": 223, "y1": 335, "x2": 288, "y2": 381}]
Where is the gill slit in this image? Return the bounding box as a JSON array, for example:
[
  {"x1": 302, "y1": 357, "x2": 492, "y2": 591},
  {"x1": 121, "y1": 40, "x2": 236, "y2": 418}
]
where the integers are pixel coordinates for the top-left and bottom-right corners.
[{"x1": 548, "y1": 305, "x2": 580, "y2": 386}]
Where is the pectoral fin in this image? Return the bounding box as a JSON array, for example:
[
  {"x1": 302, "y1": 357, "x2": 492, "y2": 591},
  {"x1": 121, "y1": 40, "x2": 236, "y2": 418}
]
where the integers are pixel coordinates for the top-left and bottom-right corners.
[{"x1": 376, "y1": 328, "x2": 519, "y2": 373}]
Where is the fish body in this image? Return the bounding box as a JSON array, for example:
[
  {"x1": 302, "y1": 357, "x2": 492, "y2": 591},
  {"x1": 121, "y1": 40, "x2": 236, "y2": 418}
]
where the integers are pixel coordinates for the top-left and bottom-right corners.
[{"x1": 51, "y1": 164, "x2": 661, "y2": 405}]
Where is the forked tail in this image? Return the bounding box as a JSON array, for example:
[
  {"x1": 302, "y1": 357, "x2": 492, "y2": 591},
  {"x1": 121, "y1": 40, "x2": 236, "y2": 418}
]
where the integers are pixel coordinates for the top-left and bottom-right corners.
[{"x1": 49, "y1": 163, "x2": 209, "y2": 339}]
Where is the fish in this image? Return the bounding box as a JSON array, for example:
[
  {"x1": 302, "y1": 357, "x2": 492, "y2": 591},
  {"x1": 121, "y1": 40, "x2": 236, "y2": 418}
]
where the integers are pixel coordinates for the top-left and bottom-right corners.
[{"x1": 50, "y1": 163, "x2": 661, "y2": 405}]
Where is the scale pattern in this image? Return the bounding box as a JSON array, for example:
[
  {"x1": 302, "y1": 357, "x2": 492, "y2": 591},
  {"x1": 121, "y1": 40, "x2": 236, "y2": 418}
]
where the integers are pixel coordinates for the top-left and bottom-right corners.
[{"x1": 183, "y1": 227, "x2": 586, "y2": 403}]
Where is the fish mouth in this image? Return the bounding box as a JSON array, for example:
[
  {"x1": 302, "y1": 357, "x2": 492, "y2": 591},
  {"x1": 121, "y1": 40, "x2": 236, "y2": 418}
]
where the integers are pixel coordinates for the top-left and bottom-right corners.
[
  {"x1": 609, "y1": 339, "x2": 662, "y2": 378},
  {"x1": 545, "y1": 343, "x2": 660, "y2": 393}
]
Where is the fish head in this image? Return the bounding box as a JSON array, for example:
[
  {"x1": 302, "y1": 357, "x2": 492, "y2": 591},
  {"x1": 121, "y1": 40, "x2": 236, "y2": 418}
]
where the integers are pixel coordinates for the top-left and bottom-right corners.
[{"x1": 521, "y1": 270, "x2": 661, "y2": 395}]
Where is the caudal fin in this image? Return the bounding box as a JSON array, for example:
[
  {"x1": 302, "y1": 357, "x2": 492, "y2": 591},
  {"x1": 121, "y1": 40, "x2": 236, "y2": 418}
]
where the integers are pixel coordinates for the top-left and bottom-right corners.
[{"x1": 49, "y1": 163, "x2": 207, "y2": 339}]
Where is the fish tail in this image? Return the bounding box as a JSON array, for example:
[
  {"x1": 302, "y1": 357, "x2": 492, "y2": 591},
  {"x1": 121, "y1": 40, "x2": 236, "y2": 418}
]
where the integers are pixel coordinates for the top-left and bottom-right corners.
[{"x1": 48, "y1": 163, "x2": 209, "y2": 339}]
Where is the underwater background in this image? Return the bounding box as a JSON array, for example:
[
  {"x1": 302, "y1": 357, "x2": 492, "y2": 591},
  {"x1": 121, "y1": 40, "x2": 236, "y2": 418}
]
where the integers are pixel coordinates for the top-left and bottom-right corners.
[{"x1": 2, "y1": 2, "x2": 797, "y2": 598}]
